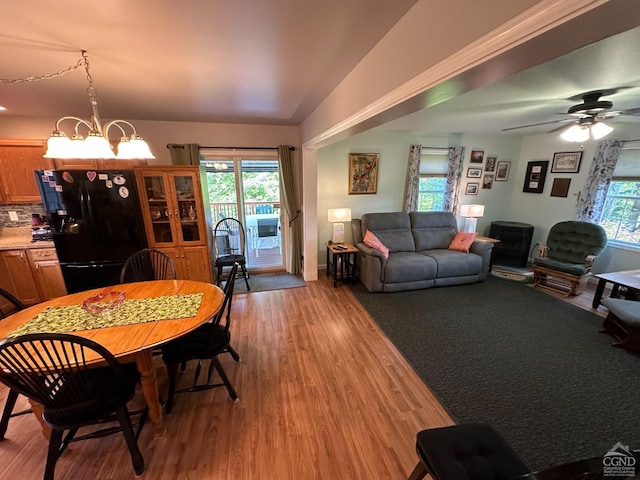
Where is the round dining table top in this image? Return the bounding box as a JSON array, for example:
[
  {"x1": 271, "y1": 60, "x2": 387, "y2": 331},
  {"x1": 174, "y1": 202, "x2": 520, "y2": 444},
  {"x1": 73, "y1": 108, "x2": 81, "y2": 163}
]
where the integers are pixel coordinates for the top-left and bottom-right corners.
[{"x1": 0, "y1": 279, "x2": 225, "y2": 358}]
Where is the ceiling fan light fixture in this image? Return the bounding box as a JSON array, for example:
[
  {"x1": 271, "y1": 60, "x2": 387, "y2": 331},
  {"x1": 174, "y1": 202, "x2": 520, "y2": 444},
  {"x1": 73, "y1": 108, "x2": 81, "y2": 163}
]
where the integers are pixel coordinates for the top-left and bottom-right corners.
[
  {"x1": 590, "y1": 121, "x2": 613, "y2": 140},
  {"x1": 560, "y1": 124, "x2": 590, "y2": 142}
]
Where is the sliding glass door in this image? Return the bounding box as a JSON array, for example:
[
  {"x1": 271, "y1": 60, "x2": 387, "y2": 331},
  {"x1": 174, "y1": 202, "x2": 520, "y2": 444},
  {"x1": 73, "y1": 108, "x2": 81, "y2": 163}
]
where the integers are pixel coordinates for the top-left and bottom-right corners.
[{"x1": 202, "y1": 150, "x2": 285, "y2": 271}]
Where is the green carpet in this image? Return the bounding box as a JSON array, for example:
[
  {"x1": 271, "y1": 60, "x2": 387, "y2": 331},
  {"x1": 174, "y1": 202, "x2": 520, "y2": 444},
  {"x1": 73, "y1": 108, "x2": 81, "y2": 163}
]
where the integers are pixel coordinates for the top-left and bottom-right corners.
[{"x1": 350, "y1": 277, "x2": 640, "y2": 471}]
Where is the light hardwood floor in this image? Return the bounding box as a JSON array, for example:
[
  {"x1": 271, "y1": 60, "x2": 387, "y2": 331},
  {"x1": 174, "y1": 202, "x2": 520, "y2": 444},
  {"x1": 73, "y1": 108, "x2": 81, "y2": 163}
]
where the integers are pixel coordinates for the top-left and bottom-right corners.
[{"x1": 0, "y1": 275, "x2": 606, "y2": 479}]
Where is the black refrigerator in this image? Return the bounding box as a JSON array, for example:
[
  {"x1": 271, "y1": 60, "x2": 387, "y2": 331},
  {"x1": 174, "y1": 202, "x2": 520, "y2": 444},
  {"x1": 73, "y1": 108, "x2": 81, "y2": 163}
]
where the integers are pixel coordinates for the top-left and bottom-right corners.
[{"x1": 36, "y1": 169, "x2": 148, "y2": 293}]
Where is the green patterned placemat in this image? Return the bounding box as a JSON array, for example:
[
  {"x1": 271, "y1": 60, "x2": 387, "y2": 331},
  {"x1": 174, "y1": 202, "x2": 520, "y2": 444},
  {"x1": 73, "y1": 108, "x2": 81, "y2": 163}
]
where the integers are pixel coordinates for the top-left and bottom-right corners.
[{"x1": 8, "y1": 293, "x2": 204, "y2": 337}]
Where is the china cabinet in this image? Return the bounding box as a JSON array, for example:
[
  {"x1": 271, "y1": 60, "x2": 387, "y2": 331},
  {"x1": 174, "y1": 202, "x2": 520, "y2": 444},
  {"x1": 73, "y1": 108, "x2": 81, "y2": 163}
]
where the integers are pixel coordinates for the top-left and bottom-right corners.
[{"x1": 135, "y1": 166, "x2": 213, "y2": 282}]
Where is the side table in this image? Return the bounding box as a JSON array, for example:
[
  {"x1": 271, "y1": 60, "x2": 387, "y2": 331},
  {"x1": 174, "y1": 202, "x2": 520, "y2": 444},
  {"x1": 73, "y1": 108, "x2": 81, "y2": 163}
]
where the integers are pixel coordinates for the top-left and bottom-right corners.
[{"x1": 326, "y1": 242, "x2": 359, "y2": 287}]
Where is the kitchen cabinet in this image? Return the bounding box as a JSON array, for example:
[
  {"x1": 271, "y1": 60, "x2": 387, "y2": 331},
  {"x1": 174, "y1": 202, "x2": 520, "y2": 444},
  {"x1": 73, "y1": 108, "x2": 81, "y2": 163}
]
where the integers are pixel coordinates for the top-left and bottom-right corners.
[
  {"x1": 0, "y1": 141, "x2": 53, "y2": 203},
  {"x1": 136, "y1": 166, "x2": 213, "y2": 282},
  {"x1": 27, "y1": 248, "x2": 67, "y2": 301},
  {"x1": 52, "y1": 158, "x2": 148, "y2": 169},
  {"x1": 0, "y1": 250, "x2": 41, "y2": 306},
  {"x1": 0, "y1": 248, "x2": 67, "y2": 306}
]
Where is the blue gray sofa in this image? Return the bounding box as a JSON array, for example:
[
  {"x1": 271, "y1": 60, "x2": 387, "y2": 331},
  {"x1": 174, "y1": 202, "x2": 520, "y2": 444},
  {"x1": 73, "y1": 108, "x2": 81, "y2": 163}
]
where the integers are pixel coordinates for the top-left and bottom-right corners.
[{"x1": 351, "y1": 211, "x2": 493, "y2": 293}]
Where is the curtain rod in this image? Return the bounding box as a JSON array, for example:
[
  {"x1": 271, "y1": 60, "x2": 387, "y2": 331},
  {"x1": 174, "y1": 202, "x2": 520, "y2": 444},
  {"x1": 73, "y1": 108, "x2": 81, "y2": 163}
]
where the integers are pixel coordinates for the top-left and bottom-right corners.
[{"x1": 198, "y1": 145, "x2": 295, "y2": 151}]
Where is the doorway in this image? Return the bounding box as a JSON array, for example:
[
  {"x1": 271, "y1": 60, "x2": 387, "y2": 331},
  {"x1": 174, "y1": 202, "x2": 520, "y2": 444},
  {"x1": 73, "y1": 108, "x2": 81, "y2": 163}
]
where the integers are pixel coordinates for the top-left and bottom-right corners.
[{"x1": 201, "y1": 150, "x2": 285, "y2": 272}]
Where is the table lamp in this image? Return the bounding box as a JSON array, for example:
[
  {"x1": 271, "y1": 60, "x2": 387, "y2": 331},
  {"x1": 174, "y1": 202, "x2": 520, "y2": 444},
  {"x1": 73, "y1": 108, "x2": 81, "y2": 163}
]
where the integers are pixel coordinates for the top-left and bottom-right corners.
[
  {"x1": 328, "y1": 208, "x2": 352, "y2": 243},
  {"x1": 460, "y1": 204, "x2": 485, "y2": 233}
]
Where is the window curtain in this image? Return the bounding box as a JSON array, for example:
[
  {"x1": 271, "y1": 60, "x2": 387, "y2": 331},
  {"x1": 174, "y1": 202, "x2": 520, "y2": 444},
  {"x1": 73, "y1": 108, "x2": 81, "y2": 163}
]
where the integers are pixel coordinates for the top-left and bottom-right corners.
[
  {"x1": 575, "y1": 139, "x2": 623, "y2": 222},
  {"x1": 167, "y1": 143, "x2": 201, "y2": 165},
  {"x1": 278, "y1": 145, "x2": 302, "y2": 274},
  {"x1": 443, "y1": 146, "x2": 465, "y2": 214},
  {"x1": 402, "y1": 145, "x2": 422, "y2": 212}
]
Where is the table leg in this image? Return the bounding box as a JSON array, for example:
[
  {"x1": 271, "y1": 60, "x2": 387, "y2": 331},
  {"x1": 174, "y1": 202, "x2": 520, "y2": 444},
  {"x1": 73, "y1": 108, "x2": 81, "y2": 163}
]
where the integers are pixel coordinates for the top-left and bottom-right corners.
[
  {"x1": 326, "y1": 246, "x2": 330, "y2": 277},
  {"x1": 333, "y1": 252, "x2": 338, "y2": 287},
  {"x1": 592, "y1": 279, "x2": 607, "y2": 309},
  {"x1": 134, "y1": 350, "x2": 166, "y2": 438},
  {"x1": 28, "y1": 399, "x2": 50, "y2": 439}
]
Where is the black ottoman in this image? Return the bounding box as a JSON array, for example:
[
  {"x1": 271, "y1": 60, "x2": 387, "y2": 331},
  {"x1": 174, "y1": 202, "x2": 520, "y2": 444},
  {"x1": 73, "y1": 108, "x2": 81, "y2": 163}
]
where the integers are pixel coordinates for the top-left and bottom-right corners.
[{"x1": 408, "y1": 423, "x2": 529, "y2": 480}]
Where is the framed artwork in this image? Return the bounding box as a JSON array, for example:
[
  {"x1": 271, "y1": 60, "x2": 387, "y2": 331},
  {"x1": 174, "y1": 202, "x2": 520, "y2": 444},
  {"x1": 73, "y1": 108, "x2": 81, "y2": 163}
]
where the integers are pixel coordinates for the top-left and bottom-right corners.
[
  {"x1": 495, "y1": 161, "x2": 511, "y2": 181},
  {"x1": 349, "y1": 153, "x2": 379, "y2": 194},
  {"x1": 470, "y1": 149, "x2": 484, "y2": 164},
  {"x1": 550, "y1": 178, "x2": 571, "y2": 197},
  {"x1": 522, "y1": 160, "x2": 549, "y2": 193},
  {"x1": 551, "y1": 151, "x2": 583, "y2": 173},
  {"x1": 482, "y1": 174, "x2": 494, "y2": 189},
  {"x1": 465, "y1": 183, "x2": 479, "y2": 195},
  {"x1": 485, "y1": 155, "x2": 497, "y2": 172},
  {"x1": 467, "y1": 167, "x2": 482, "y2": 178}
]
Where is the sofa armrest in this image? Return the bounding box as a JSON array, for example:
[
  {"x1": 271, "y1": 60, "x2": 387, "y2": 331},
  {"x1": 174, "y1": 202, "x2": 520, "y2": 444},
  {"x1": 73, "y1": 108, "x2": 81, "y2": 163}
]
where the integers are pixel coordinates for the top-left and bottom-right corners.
[
  {"x1": 356, "y1": 242, "x2": 386, "y2": 292},
  {"x1": 469, "y1": 240, "x2": 493, "y2": 257}
]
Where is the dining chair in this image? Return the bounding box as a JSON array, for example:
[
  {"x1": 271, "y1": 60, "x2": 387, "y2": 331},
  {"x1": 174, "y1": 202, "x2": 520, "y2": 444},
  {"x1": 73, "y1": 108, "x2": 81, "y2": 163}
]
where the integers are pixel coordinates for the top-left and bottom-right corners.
[
  {"x1": 0, "y1": 287, "x2": 31, "y2": 441},
  {"x1": 120, "y1": 248, "x2": 177, "y2": 283},
  {"x1": 161, "y1": 263, "x2": 240, "y2": 414},
  {"x1": 213, "y1": 217, "x2": 250, "y2": 290},
  {"x1": 0, "y1": 332, "x2": 147, "y2": 480}
]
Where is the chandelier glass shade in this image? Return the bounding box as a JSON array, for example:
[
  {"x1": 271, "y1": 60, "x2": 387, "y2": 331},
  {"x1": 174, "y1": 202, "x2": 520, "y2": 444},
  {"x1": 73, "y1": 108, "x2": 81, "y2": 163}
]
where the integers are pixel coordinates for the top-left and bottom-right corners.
[
  {"x1": 560, "y1": 118, "x2": 613, "y2": 142},
  {"x1": 43, "y1": 51, "x2": 154, "y2": 160}
]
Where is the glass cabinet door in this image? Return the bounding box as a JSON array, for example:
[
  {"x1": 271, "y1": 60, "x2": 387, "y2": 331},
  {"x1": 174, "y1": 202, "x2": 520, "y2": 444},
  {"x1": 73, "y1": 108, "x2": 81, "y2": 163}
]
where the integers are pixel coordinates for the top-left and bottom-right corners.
[
  {"x1": 143, "y1": 175, "x2": 173, "y2": 244},
  {"x1": 172, "y1": 174, "x2": 201, "y2": 243}
]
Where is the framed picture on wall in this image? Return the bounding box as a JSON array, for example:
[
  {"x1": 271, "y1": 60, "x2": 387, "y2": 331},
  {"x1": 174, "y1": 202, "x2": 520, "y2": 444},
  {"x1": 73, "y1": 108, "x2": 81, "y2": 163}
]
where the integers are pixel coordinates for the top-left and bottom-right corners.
[
  {"x1": 522, "y1": 160, "x2": 549, "y2": 193},
  {"x1": 467, "y1": 167, "x2": 482, "y2": 178},
  {"x1": 465, "y1": 183, "x2": 479, "y2": 195},
  {"x1": 470, "y1": 149, "x2": 484, "y2": 164},
  {"x1": 348, "y1": 153, "x2": 379, "y2": 194},
  {"x1": 551, "y1": 151, "x2": 583, "y2": 173},
  {"x1": 482, "y1": 174, "x2": 494, "y2": 189},
  {"x1": 485, "y1": 155, "x2": 497, "y2": 172},
  {"x1": 495, "y1": 161, "x2": 511, "y2": 181}
]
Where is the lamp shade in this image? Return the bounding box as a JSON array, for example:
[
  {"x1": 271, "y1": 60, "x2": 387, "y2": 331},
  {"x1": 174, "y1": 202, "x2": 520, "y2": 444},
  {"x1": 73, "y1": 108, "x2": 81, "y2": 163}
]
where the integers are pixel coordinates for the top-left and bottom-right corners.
[
  {"x1": 460, "y1": 204, "x2": 485, "y2": 218},
  {"x1": 328, "y1": 208, "x2": 352, "y2": 223}
]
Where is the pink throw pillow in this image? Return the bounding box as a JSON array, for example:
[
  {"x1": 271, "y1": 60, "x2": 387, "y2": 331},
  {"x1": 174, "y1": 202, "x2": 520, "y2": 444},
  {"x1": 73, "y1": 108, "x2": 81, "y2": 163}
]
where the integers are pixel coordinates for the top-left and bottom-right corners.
[
  {"x1": 363, "y1": 230, "x2": 389, "y2": 259},
  {"x1": 448, "y1": 232, "x2": 477, "y2": 253}
]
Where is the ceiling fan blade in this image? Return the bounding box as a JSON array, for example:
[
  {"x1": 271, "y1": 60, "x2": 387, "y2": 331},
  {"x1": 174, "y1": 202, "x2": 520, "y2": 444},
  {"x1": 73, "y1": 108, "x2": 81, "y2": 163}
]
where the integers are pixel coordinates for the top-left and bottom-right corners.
[
  {"x1": 619, "y1": 107, "x2": 640, "y2": 116},
  {"x1": 501, "y1": 118, "x2": 573, "y2": 132}
]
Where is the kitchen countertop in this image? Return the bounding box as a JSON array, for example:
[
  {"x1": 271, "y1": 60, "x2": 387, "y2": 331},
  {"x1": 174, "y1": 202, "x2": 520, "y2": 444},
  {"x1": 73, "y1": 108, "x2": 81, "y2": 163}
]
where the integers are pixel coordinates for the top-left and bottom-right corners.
[{"x1": 0, "y1": 227, "x2": 55, "y2": 250}]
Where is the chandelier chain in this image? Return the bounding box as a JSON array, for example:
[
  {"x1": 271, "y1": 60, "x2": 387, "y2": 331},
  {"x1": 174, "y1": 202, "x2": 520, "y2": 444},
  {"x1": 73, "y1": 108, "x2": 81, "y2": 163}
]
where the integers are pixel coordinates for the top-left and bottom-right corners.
[{"x1": 0, "y1": 55, "x2": 85, "y2": 84}]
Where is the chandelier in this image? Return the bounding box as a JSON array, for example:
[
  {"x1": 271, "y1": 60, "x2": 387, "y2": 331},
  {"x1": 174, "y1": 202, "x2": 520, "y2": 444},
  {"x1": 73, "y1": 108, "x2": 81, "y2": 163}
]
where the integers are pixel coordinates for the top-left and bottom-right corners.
[
  {"x1": 560, "y1": 116, "x2": 613, "y2": 142},
  {"x1": 44, "y1": 50, "x2": 154, "y2": 160}
]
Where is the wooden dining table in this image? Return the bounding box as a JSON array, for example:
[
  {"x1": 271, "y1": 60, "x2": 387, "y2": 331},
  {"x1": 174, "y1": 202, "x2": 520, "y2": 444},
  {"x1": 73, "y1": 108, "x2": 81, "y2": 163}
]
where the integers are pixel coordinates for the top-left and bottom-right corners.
[{"x1": 0, "y1": 279, "x2": 224, "y2": 438}]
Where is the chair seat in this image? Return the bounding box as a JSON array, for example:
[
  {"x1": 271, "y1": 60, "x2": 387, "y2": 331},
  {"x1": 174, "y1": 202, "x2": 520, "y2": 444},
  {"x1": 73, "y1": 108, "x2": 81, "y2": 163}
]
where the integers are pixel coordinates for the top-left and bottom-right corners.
[
  {"x1": 411, "y1": 423, "x2": 529, "y2": 480},
  {"x1": 215, "y1": 255, "x2": 246, "y2": 266},
  {"x1": 162, "y1": 323, "x2": 230, "y2": 364},
  {"x1": 44, "y1": 363, "x2": 140, "y2": 428},
  {"x1": 533, "y1": 257, "x2": 586, "y2": 276}
]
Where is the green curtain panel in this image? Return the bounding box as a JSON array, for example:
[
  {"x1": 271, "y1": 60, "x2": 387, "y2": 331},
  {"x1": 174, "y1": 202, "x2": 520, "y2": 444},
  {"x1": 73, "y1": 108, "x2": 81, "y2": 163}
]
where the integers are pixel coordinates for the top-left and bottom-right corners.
[{"x1": 278, "y1": 145, "x2": 302, "y2": 275}]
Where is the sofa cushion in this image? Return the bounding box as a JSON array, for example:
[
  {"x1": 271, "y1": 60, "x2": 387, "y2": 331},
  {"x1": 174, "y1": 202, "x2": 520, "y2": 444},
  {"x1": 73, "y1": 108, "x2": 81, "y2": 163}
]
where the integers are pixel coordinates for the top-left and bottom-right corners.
[
  {"x1": 420, "y1": 249, "x2": 483, "y2": 278},
  {"x1": 384, "y1": 252, "x2": 437, "y2": 283},
  {"x1": 361, "y1": 212, "x2": 415, "y2": 253},
  {"x1": 363, "y1": 230, "x2": 389, "y2": 258},
  {"x1": 448, "y1": 232, "x2": 477, "y2": 252},
  {"x1": 410, "y1": 212, "x2": 458, "y2": 250}
]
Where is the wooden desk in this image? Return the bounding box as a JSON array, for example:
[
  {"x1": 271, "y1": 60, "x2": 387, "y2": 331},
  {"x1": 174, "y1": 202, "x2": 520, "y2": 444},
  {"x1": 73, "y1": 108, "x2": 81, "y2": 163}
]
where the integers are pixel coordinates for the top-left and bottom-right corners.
[{"x1": 0, "y1": 279, "x2": 224, "y2": 438}]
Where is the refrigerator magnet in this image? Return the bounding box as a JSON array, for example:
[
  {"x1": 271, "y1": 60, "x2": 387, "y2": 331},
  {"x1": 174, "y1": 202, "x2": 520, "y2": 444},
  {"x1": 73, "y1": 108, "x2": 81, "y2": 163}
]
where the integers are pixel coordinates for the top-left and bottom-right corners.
[
  {"x1": 62, "y1": 171, "x2": 74, "y2": 183},
  {"x1": 118, "y1": 186, "x2": 129, "y2": 198},
  {"x1": 44, "y1": 170, "x2": 53, "y2": 176},
  {"x1": 98, "y1": 173, "x2": 108, "y2": 180},
  {"x1": 86, "y1": 171, "x2": 97, "y2": 182},
  {"x1": 49, "y1": 181, "x2": 56, "y2": 187},
  {"x1": 113, "y1": 175, "x2": 126, "y2": 185},
  {"x1": 55, "y1": 185, "x2": 63, "y2": 192},
  {"x1": 42, "y1": 175, "x2": 49, "y2": 182},
  {"x1": 105, "y1": 180, "x2": 113, "y2": 188}
]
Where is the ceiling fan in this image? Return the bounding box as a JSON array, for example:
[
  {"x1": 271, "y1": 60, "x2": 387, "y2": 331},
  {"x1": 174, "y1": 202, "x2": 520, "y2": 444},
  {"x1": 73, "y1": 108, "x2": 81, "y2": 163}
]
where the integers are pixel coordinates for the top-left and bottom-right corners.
[{"x1": 501, "y1": 89, "x2": 640, "y2": 139}]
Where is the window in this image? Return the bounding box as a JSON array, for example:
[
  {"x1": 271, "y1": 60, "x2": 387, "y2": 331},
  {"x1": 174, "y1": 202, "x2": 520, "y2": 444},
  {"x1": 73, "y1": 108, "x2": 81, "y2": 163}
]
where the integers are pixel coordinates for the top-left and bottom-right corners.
[
  {"x1": 417, "y1": 149, "x2": 448, "y2": 212},
  {"x1": 599, "y1": 146, "x2": 640, "y2": 246}
]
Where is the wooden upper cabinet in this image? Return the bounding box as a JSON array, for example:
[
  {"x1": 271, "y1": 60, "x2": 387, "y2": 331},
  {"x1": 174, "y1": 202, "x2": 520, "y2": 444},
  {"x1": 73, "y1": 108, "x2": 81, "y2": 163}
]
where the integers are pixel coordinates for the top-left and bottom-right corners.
[{"x1": 0, "y1": 141, "x2": 53, "y2": 203}]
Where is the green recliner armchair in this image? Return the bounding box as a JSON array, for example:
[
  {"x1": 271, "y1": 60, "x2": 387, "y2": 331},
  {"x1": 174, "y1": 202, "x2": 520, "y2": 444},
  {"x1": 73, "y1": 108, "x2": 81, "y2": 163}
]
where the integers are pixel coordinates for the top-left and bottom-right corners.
[{"x1": 532, "y1": 220, "x2": 607, "y2": 296}]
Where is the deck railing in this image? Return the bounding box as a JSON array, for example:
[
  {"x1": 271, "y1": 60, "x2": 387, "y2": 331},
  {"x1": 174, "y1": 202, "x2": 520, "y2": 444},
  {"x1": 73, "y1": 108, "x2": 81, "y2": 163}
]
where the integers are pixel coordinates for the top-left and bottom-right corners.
[{"x1": 211, "y1": 202, "x2": 281, "y2": 222}]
